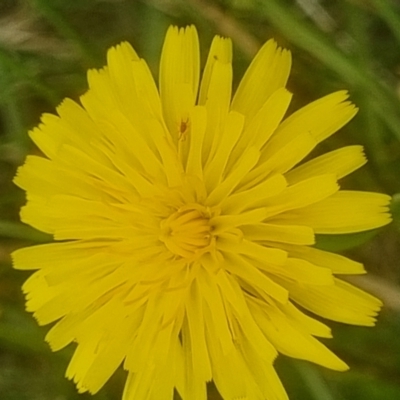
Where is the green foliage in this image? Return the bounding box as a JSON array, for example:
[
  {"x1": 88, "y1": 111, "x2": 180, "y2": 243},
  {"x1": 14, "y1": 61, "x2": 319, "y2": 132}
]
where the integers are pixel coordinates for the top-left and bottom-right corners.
[
  {"x1": 0, "y1": 0, "x2": 399, "y2": 399},
  {"x1": 314, "y1": 231, "x2": 379, "y2": 252},
  {"x1": 391, "y1": 193, "x2": 400, "y2": 231}
]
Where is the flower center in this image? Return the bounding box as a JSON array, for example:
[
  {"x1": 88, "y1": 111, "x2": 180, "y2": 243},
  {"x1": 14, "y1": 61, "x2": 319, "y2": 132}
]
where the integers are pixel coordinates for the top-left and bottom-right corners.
[{"x1": 160, "y1": 204, "x2": 213, "y2": 259}]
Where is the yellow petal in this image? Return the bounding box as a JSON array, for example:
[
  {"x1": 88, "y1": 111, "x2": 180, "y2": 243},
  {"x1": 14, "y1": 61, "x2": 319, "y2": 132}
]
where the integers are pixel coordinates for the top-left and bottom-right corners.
[
  {"x1": 277, "y1": 301, "x2": 332, "y2": 338},
  {"x1": 28, "y1": 108, "x2": 102, "y2": 163},
  {"x1": 14, "y1": 156, "x2": 102, "y2": 202},
  {"x1": 184, "y1": 279, "x2": 212, "y2": 382},
  {"x1": 179, "y1": 315, "x2": 207, "y2": 400},
  {"x1": 286, "y1": 145, "x2": 367, "y2": 184},
  {"x1": 239, "y1": 349, "x2": 289, "y2": 400},
  {"x1": 122, "y1": 363, "x2": 155, "y2": 399},
  {"x1": 12, "y1": 240, "x2": 109, "y2": 270},
  {"x1": 232, "y1": 39, "x2": 291, "y2": 122},
  {"x1": 222, "y1": 173, "x2": 287, "y2": 214},
  {"x1": 198, "y1": 35, "x2": 232, "y2": 105},
  {"x1": 217, "y1": 236, "x2": 288, "y2": 267},
  {"x1": 283, "y1": 257, "x2": 334, "y2": 285},
  {"x1": 240, "y1": 131, "x2": 317, "y2": 190},
  {"x1": 75, "y1": 301, "x2": 133, "y2": 394},
  {"x1": 106, "y1": 42, "x2": 162, "y2": 123},
  {"x1": 275, "y1": 191, "x2": 392, "y2": 233},
  {"x1": 282, "y1": 278, "x2": 382, "y2": 326},
  {"x1": 215, "y1": 269, "x2": 248, "y2": 317},
  {"x1": 185, "y1": 106, "x2": 207, "y2": 179},
  {"x1": 275, "y1": 244, "x2": 366, "y2": 275},
  {"x1": 249, "y1": 299, "x2": 348, "y2": 371},
  {"x1": 204, "y1": 111, "x2": 245, "y2": 191},
  {"x1": 198, "y1": 36, "x2": 232, "y2": 161},
  {"x1": 263, "y1": 174, "x2": 339, "y2": 219},
  {"x1": 198, "y1": 268, "x2": 234, "y2": 355},
  {"x1": 227, "y1": 88, "x2": 292, "y2": 173},
  {"x1": 224, "y1": 252, "x2": 289, "y2": 304},
  {"x1": 206, "y1": 147, "x2": 260, "y2": 206},
  {"x1": 242, "y1": 223, "x2": 315, "y2": 245},
  {"x1": 266, "y1": 91, "x2": 357, "y2": 156},
  {"x1": 159, "y1": 26, "x2": 200, "y2": 141}
]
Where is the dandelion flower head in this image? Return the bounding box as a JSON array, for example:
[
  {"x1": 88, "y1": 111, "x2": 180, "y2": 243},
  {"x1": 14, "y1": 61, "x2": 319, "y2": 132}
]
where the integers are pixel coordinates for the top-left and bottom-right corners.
[{"x1": 13, "y1": 26, "x2": 391, "y2": 400}]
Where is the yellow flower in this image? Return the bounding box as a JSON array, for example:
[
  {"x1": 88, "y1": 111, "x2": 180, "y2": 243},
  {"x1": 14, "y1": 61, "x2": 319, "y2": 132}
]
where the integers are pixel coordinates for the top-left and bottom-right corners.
[{"x1": 13, "y1": 26, "x2": 391, "y2": 400}]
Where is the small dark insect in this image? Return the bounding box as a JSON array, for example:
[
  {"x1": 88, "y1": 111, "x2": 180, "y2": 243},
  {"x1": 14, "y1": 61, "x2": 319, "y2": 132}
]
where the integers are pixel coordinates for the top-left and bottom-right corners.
[{"x1": 179, "y1": 119, "x2": 189, "y2": 140}]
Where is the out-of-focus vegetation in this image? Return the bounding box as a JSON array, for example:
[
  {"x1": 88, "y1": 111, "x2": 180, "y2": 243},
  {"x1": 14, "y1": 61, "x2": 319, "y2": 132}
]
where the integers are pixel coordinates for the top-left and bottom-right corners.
[{"x1": 0, "y1": 0, "x2": 400, "y2": 399}]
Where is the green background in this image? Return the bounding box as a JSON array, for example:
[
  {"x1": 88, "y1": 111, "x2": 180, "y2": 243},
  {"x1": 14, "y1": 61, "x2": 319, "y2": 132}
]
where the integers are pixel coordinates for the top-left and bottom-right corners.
[{"x1": 1, "y1": 0, "x2": 400, "y2": 399}]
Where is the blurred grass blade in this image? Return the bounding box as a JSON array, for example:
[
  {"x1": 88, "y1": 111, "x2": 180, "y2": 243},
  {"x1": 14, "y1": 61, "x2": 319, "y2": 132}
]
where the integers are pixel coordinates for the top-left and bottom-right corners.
[
  {"x1": 370, "y1": 0, "x2": 400, "y2": 45},
  {"x1": 0, "y1": 304, "x2": 49, "y2": 354},
  {"x1": 254, "y1": 0, "x2": 370, "y2": 85},
  {"x1": 0, "y1": 47, "x2": 60, "y2": 106},
  {"x1": 0, "y1": 52, "x2": 27, "y2": 153},
  {"x1": 391, "y1": 193, "x2": 400, "y2": 232},
  {"x1": 315, "y1": 230, "x2": 378, "y2": 252},
  {"x1": 0, "y1": 220, "x2": 51, "y2": 242},
  {"x1": 254, "y1": 0, "x2": 400, "y2": 142},
  {"x1": 292, "y1": 361, "x2": 337, "y2": 400},
  {"x1": 31, "y1": 0, "x2": 100, "y2": 64}
]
